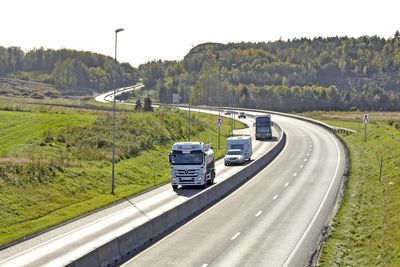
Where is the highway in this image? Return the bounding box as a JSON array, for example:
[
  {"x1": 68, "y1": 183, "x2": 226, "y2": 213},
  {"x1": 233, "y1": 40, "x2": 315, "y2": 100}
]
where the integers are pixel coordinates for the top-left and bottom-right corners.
[
  {"x1": 0, "y1": 87, "x2": 346, "y2": 266},
  {"x1": 0, "y1": 110, "x2": 279, "y2": 266},
  {"x1": 122, "y1": 114, "x2": 345, "y2": 267}
]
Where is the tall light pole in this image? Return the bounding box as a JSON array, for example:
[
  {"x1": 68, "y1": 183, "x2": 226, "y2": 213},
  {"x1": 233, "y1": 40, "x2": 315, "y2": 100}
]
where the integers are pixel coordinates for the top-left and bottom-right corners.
[
  {"x1": 111, "y1": 28, "x2": 124, "y2": 195},
  {"x1": 217, "y1": 58, "x2": 224, "y2": 150},
  {"x1": 231, "y1": 64, "x2": 237, "y2": 135},
  {"x1": 187, "y1": 48, "x2": 199, "y2": 141}
]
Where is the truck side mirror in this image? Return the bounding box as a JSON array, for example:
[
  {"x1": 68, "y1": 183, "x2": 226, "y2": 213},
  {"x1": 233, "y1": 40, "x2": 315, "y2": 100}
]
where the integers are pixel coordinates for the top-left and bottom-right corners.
[{"x1": 271, "y1": 121, "x2": 274, "y2": 126}]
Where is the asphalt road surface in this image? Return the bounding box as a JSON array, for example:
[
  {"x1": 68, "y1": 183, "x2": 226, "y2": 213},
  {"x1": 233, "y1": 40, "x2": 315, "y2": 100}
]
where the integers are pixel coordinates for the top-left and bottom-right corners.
[{"x1": 122, "y1": 114, "x2": 346, "y2": 267}]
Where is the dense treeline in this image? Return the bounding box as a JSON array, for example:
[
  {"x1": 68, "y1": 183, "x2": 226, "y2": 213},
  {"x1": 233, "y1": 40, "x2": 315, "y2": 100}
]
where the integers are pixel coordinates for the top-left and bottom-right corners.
[
  {"x1": 139, "y1": 34, "x2": 400, "y2": 112},
  {"x1": 0, "y1": 47, "x2": 139, "y2": 92}
]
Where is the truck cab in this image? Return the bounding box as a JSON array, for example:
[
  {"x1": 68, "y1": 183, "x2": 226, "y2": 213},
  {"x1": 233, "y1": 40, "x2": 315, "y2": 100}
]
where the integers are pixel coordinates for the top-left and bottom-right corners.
[{"x1": 169, "y1": 142, "x2": 215, "y2": 189}]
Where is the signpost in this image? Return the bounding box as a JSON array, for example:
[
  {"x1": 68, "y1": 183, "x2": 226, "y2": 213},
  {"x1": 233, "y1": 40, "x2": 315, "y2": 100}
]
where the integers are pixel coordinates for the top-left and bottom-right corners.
[
  {"x1": 363, "y1": 113, "x2": 369, "y2": 142},
  {"x1": 217, "y1": 116, "x2": 222, "y2": 149}
]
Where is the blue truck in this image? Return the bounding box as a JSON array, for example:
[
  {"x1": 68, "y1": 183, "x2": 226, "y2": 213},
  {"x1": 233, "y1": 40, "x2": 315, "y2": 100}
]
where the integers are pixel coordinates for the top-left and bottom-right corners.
[{"x1": 254, "y1": 115, "x2": 273, "y2": 140}]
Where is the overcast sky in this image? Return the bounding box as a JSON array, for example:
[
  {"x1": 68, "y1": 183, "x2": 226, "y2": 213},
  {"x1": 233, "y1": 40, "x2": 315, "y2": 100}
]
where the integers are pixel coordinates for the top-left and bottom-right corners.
[{"x1": 1, "y1": 0, "x2": 399, "y2": 66}]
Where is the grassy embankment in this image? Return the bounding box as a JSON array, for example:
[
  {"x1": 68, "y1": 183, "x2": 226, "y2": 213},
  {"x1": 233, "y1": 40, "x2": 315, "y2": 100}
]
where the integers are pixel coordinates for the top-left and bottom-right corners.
[
  {"x1": 302, "y1": 112, "x2": 400, "y2": 266},
  {"x1": 0, "y1": 104, "x2": 245, "y2": 246}
]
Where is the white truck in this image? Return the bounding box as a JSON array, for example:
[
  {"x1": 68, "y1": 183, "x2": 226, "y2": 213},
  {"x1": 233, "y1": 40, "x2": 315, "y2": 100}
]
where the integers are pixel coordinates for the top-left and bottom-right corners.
[
  {"x1": 226, "y1": 135, "x2": 252, "y2": 161},
  {"x1": 169, "y1": 142, "x2": 215, "y2": 189}
]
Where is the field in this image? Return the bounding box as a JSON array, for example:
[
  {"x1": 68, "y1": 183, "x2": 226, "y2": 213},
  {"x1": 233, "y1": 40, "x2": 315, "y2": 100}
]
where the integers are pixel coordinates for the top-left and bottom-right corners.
[
  {"x1": 0, "y1": 103, "x2": 245, "y2": 246},
  {"x1": 304, "y1": 112, "x2": 400, "y2": 266}
]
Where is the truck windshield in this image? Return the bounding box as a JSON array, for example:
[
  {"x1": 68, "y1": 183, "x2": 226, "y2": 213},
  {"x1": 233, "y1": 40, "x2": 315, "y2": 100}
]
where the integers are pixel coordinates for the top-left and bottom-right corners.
[
  {"x1": 255, "y1": 118, "x2": 271, "y2": 127},
  {"x1": 227, "y1": 150, "x2": 242, "y2": 155},
  {"x1": 170, "y1": 150, "x2": 204, "y2": 165},
  {"x1": 256, "y1": 127, "x2": 271, "y2": 133}
]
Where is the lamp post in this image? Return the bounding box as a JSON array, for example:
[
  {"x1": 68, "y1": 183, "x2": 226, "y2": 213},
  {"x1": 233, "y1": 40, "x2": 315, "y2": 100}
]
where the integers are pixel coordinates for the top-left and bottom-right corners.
[
  {"x1": 231, "y1": 64, "x2": 237, "y2": 135},
  {"x1": 187, "y1": 48, "x2": 200, "y2": 141},
  {"x1": 111, "y1": 28, "x2": 124, "y2": 195},
  {"x1": 217, "y1": 57, "x2": 224, "y2": 150}
]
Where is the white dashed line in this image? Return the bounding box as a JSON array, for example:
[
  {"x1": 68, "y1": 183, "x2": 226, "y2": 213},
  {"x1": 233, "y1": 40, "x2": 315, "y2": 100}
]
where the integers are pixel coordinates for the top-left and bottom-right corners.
[
  {"x1": 285, "y1": 182, "x2": 289, "y2": 187},
  {"x1": 300, "y1": 165, "x2": 304, "y2": 168},
  {"x1": 231, "y1": 232, "x2": 240, "y2": 240},
  {"x1": 201, "y1": 265, "x2": 208, "y2": 267},
  {"x1": 309, "y1": 149, "x2": 312, "y2": 152},
  {"x1": 273, "y1": 195, "x2": 279, "y2": 200},
  {"x1": 304, "y1": 158, "x2": 308, "y2": 162},
  {"x1": 256, "y1": 211, "x2": 263, "y2": 217},
  {"x1": 293, "y1": 173, "x2": 297, "y2": 177},
  {"x1": 307, "y1": 153, "x2": 310, "y2": 156}
]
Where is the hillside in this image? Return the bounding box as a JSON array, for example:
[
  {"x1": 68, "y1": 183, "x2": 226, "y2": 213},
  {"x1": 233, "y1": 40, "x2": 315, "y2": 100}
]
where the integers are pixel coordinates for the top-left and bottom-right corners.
[
  {"x1": 0, "y1": 46, "x2": 139, "y2": 94},
  {"x1": 139, "y1": 35, "x2": 400, "y2": 112}
]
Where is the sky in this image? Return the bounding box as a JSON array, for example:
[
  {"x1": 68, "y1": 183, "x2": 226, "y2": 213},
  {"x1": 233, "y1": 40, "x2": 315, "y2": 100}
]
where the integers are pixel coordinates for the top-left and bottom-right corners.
[{"x1": 1, "y1": 0, "x2": 399, "y2": 67}]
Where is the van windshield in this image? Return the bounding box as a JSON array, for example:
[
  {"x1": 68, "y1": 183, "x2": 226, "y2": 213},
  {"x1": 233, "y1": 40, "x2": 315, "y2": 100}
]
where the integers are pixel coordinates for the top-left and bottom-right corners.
[{"x1": 170, "y1": 150, "x2": 204, "y2": 165}]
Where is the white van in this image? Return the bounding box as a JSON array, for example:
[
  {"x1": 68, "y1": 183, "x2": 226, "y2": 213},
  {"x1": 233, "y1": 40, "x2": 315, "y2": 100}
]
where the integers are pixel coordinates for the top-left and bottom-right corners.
[{"x1": 226, "y1": 135, "x2": 252, "y2": 161}]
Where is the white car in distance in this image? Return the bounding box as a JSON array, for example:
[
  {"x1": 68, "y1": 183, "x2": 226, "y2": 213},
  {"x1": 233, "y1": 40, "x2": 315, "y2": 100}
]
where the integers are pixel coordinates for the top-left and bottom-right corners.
[{"x1": 224, "y1": 149, "x2": 245, "y2": 166}]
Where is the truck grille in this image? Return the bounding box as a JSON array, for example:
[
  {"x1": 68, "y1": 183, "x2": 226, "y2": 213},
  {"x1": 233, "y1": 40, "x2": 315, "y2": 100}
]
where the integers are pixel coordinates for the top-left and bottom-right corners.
[{"x1": 175, "y1": 169, "x2": 199, "y2": 178}]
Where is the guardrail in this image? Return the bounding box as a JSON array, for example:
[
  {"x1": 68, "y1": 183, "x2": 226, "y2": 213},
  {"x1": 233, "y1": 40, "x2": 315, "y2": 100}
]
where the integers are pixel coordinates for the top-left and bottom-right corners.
[{"x1": 68, "y1": 123, "x2": 286, "y2": 267}]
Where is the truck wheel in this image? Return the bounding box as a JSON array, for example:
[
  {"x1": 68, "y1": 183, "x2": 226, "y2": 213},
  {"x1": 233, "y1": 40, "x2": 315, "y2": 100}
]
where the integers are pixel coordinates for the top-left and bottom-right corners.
[{"x1": 172, "y1": 185, "x2": 178, "y2": 190}]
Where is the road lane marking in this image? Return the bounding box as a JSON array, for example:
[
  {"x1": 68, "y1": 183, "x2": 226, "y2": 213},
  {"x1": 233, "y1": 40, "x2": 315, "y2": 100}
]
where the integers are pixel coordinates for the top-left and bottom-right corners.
[
  {"x1": 293, "y1": 173, "x2": 297, "y2": 177},
  {"x1": 307, "y1": 153, "x2": 310, "y2": 156},
  {"x1": 304, "y1": 158, "x2": 308, "y2": 162},
  {"x1": 300, "y1": 165, "x2": 304, "y2": 168},
  {"x1": 201, "y1": 264, "x2": 208, "y2": 267},
  {"x1": 283, "y1": 129, "x2": 342, "y2": 267},
  {"x1": 231, "y1": 232, "x2": 240, "y2": 240},
  {"x1": 285, "y1": 182, "x2": 289, "y2": 187},
  {"x1": 309, "y1": 149, "x2": 312, "y2": 152},
  {"x1": 256, "y1": 211, "x2": 263, "y2": 217},
  {"x1": 122, "y1": 119, "x2": 289, "y2": 265},
  {"x1": 273, "y1": 195, "x2": 278, "y2": 200}
]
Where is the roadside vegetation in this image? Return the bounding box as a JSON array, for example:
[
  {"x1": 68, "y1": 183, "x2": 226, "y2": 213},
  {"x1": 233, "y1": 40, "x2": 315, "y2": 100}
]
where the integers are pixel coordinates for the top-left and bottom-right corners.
[
  {"x1": 0, "y1": 104, "x2": 244, "y2": 246},
  {"x1": 304, "y1": 112, "x2": 400, "y2": 266}
]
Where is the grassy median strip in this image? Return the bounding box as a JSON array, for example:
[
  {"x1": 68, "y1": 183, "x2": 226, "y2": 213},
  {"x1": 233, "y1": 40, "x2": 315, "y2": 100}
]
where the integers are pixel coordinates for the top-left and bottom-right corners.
[
  {"x1": 0, "y1": 106, "x2": 245, "y2": 246},
  {"x1": 306, "y1": 113, "x2": 400, "y2": 266}
]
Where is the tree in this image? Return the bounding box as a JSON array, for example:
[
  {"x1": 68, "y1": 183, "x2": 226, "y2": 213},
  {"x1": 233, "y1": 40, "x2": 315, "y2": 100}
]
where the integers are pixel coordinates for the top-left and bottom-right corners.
[
  {"x1": 135, "y1": 99, "x2": 142, "y2": 111},
  {"x1": 143, "y1": 97, "x2": 153, "y2": 112}
]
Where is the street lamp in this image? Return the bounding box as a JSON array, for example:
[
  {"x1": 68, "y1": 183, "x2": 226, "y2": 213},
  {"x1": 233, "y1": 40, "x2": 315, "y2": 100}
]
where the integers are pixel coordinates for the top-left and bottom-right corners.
[
  {"x1": 217, "y1": 58, "x2": 224, "y2": 150},
  {"x1": 111, "y1": 28, "x2": 124, "y2": 195},
  {"x1": 231, "y1": 64, "x2": 237, "y2": 136}
]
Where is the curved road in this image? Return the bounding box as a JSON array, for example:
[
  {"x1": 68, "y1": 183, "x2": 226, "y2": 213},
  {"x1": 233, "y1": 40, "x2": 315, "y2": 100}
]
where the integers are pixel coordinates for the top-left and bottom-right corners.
[
  {"x1": 122, "y1": 114, "x2": 346, "y2": 267},
  {"x1": 0, "y1": 113, "x2": 279, "y2": 266}
]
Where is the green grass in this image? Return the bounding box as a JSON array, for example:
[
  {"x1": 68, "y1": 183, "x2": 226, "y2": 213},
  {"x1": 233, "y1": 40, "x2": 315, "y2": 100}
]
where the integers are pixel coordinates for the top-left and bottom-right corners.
[
  {"x1": 304, "y1": 112, "x2": 400, "y2": 266},
  {"x1": 0, "y1": 106, "x2": 246, "y2": 246},
  {"x1": 0, "y1": 110, "x2": 96, "y2": 155}
]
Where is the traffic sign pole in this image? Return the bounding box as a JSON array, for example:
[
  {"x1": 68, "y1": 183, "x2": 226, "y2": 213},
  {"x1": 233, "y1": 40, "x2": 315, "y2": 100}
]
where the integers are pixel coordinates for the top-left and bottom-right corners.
[
  {"x1": 363, "y1": 113, "x2": 369, "y2": 142},
  {"x1": 217, "y1": 116, "x2": 222, "y2": 149}
]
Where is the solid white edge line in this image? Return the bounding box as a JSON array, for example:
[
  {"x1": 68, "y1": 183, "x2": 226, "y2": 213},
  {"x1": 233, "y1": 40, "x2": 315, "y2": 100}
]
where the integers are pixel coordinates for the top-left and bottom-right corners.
[
  {"x1": 231, "y1": 232, "x2": 241, "y2": 240},
  {"x1": 283, "y1": 130, "x2": 341, "y2": 267},
  {"x1": 122, "y1": 123, "x2": 289, "y2": 264}
]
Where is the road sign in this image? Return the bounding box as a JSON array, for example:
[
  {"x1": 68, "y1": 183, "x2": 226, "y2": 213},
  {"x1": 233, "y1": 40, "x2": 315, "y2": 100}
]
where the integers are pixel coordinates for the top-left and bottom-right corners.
[
  {"x1": 363, "y1": 114, "x2": 369, "y2": 124},
  {"x1": 217, "y1": 116, "x2": 222, "y2": 126}
]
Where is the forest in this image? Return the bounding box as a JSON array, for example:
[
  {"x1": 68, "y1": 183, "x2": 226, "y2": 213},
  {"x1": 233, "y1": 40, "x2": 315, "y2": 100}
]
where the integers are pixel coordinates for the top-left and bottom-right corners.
[
  {"x1": 140, "y1": 33, "x2": 400, "y2": 112},
  {"x1": 0, "y1": 47, "x2": 139, "y2": 92},
  {"x1": 2, "y1": 33, "x2": 400, "y2": 111}
]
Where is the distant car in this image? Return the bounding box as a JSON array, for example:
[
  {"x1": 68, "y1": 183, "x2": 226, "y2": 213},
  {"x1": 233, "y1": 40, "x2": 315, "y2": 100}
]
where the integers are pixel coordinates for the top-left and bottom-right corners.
[
  {"x1": 224, "y1": 149, "x2": 245, "y2": 166},
  {"x1": 224, "y1": 110, "x2": 232, "y2": 115},
  {"x1": 238, "y1": 112, "x2": 246, "y2": 119}
]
